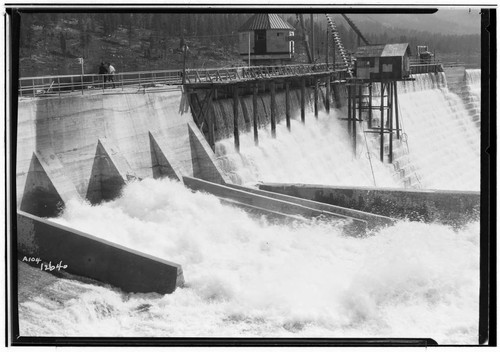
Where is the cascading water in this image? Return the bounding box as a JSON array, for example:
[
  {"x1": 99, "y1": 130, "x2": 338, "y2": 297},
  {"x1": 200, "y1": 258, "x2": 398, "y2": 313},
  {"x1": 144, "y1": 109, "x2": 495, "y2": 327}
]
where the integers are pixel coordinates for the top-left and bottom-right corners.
[
  {"x1": 395, "y1": 72, "x2": 480, "y2": 190},
  {"x1": 216, "y1": 110, "x2": 401, "y2": 188},
  {"x1": 17, "y1": 72, "x2": 481, "y2": 343},
  {"x1": 463, "y1": 69, "x2": 481, "y2": 127}
]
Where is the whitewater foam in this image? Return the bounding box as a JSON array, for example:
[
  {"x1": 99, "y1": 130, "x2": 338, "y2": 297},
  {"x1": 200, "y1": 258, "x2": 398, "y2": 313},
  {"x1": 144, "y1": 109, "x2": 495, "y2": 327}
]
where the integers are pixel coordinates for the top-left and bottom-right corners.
[{"x1": 18, "y1": 178, "x2": 479, "y2": 343}]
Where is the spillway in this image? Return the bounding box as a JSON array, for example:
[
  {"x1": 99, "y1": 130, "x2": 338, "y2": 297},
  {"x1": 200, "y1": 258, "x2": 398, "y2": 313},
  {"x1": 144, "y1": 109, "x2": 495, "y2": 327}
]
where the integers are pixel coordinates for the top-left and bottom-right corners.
[
  {"x1": 216, "y1": 71, "x2": 480, "y2": 192},
  {"x1": 16, "y1": 71, "x2": 481, "y2": 344}
]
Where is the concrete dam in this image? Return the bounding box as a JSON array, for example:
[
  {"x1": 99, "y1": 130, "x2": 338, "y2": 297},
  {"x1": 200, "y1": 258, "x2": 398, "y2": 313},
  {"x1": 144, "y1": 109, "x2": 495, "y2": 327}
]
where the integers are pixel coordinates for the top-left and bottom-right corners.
[{"x1": 15, "y1": 67, "x2": 481, "y2": 343}]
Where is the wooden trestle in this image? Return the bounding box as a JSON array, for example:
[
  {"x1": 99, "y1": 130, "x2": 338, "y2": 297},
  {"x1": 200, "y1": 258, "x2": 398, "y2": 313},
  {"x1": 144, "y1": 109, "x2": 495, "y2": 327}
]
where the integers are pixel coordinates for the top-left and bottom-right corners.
[
  {"x1": 346, "y1": 79, "x2": 404, "y2": 163},
  {"x1": 186, "y1": 71, "x2": 407, "y2": 161},
  {"x1": 186, "y1": 70, "x2": 347, "y2": 152}
]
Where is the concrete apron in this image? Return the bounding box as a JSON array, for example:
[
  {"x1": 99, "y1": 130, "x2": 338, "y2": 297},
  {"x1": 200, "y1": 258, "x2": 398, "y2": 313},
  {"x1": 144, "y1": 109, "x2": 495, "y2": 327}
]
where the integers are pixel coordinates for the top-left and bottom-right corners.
[{"x1": 258, "y1": 183, "x2": 480, "y2": 228}]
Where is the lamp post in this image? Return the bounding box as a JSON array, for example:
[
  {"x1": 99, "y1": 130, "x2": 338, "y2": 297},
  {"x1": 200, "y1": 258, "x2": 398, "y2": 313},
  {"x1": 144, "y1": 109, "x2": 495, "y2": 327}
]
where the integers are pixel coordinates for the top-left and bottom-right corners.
[
  {"x1": 78, "y1": 57, "x2": 84, "y2": 76},
  {"x1": 77, "y1": 57, "x2": 84, "y2": 93}
]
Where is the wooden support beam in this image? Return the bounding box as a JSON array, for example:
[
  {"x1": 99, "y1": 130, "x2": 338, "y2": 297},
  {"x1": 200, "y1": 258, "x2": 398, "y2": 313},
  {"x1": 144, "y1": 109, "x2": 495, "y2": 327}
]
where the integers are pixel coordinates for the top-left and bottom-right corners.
[
  {"x1": 208, "y1": 89, "x2": 215, "y2": 150},
  {"x1": 192, "y1": 93, "x2": 202, "y2": 125},
  {"x1": 325, "y1": 75, "x2": 331, "y2": 114},
  {"x1": 352, "y1": 84, "x2": 357, "y2": 155},
  {"x1": 394, "y1": 81, "x2": 400, "y2": 139},
  {"x1": 253, "y1": 84, "x2": 259, "y2": 146},
  {"x1": 233, "y1": 85, "x2": 240, "y2": 152},
  {"x1": 338, "y1": 117, "x2": 363, "y2": 122},
  {"x1": 314, "y1": 79, "x2": 319, "y2": 118},
  {"x1": 380, "y1": 82, "x2": 385, "y2": 162},
  {"x1": 364, "y1": 129, "x2": 402, "y2": 134},
  {"x1": 359, "y1": 106, "x2": 391, "y2": 110},
  {"x1": 300, "y1": 78, "x2": 306, "y2": 123},
  {"x1": 368, "y1": 83, "x2": 373, "y2": 129},
  {"x1": 358, "y1": 84, "x2": 362, "y2": 123},
  {"x1": 270, "y1": 81, "x2": 276, "y2": 138},
  {"x1": 334, "y1": 82, "x2": 342, "y2": 108},
  {"x1": 389, "y1": 82, "x2": 394, "y2": 163},
  {"x1": 347, "y1": 84, "x2": 352, "y2": 136},
  {"x1": 285, "y1": 81, "x2": 291, "y2": 131},
  {"x1": 195, "y1": 88, "x2": 214, "y2": 131},
  {"x1": 241, "y1": 96, "x2": 251, "y2": 133}
]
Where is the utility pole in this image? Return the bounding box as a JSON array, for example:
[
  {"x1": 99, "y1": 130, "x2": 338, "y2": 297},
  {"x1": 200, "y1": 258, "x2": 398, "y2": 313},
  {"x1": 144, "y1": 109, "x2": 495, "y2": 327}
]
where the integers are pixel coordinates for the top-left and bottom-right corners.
[
  {"x1": 310, "y1": 14, "x2": 315, "y2": 62},
  {"x1": 325, "y1": 26, "x2": 329, "y2": 67},
  {"x1": 182, "y1": 47, "x2": 187, "y2": 84},
  {"x1": 248, "y1": 32, "x2": 251, "y2": 68},
  {"x1": 181, "y1": 38, "x2": 188, "y2": 85},
  {"x1": 299, "y1": 14, "x2": 313, "y2": 63}
]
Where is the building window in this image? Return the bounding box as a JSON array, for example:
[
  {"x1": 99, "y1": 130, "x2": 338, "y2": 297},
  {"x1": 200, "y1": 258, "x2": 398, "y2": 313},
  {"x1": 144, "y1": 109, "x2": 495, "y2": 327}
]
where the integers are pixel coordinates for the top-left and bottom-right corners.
[
  {"x1": 277, "y1": 32, "x2": 282, "y2": 37},
  {"x1": 382, "y1": 64, "x2": 393, "y2": 72}
]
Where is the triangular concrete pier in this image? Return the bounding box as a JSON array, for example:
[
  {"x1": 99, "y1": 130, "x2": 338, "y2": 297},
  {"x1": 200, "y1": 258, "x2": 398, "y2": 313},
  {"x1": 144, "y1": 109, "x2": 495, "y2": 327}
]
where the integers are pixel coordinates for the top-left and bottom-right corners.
[{"x1": 20, "y1": 152, "x2": 80, "y2": 217}]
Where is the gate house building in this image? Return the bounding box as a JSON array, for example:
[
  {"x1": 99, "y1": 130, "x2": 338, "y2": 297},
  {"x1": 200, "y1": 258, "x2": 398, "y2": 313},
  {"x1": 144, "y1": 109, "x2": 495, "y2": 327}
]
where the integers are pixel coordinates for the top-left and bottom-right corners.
[
  {"x1": 238, "y1": 14, "x2": 295, "y2": 65},
  {"x1": 354, "y1": 43, "x2": 412, "y2": 80}
]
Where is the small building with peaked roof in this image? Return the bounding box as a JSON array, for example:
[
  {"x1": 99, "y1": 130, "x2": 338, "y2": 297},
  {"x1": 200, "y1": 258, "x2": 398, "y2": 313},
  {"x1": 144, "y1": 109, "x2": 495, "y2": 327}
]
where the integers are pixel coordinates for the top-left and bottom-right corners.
[
  {"x1": 354, "y1": 43, "x2": 412, "y2": 80},
  {"x1": 238, "y1": 14, "x2": 295, "y2": 65}
]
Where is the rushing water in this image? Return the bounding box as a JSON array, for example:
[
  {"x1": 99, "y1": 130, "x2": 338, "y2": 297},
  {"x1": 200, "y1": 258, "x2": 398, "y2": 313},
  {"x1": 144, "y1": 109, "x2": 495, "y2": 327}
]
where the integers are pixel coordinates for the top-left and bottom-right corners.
[
  {"x1": 216, "y1": 110, "x2": 401, "y2": 188},
  {"x1": 395, "y1": 72, "x2": 480, "y2": 190},
  {"x1": 17, "y1": 72, "x2": 481, "y2": 344}
]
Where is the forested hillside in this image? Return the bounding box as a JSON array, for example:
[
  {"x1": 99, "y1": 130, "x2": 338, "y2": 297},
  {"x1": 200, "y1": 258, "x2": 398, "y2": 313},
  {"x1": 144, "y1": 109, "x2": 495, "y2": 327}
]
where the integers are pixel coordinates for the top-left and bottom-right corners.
[
  {"x1": 18, "y1": 13, "x2": 254, "y2": 77},
  {"x1": 17, "y1": 12, "x2": 481, "y2": 78}
]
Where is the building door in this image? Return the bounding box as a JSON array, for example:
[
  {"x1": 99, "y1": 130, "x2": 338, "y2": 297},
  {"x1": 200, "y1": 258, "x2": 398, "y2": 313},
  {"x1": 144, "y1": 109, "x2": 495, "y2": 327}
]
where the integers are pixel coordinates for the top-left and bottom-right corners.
[{"x1": 254, "y1": 30, "x2": 266, "y2": 54}]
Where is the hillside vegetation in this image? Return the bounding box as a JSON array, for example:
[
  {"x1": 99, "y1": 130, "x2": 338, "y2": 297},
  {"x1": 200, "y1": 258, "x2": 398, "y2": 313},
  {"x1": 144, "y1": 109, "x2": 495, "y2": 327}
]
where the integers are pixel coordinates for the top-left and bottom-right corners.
[{"x1": 17, "y1": 12, "x2": 481, "y2": 78}]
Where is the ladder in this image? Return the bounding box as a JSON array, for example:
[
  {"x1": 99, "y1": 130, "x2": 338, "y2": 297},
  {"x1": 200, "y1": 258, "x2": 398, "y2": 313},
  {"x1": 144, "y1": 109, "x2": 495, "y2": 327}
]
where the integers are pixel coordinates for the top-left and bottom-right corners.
[{"x1": 325, "y1": 14, "x2": 352, "y2": 76}]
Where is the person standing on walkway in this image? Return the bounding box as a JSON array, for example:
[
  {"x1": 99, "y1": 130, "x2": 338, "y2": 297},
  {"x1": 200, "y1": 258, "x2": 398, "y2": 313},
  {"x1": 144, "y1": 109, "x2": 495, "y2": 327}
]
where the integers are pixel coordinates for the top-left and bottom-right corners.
[
  {"x1": 98, "y1": 62, "x2": 108, "y2": 87},
  {"x1": 107, "y1": 62, "x2": 116, "y2": 88}
]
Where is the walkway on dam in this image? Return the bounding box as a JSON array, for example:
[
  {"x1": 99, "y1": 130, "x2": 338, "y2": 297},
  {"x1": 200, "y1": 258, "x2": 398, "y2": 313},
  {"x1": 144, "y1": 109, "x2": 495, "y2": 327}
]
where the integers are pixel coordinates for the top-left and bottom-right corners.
[
  {"x1": 18, "y1": 60, "x2": 450, "y2": 99},
  {"x1": 18, "y1": 63, "x2": 349, "y2": 99},
  {"x1": 18, "y1": 82, "x2": 183, "y2": 101}
]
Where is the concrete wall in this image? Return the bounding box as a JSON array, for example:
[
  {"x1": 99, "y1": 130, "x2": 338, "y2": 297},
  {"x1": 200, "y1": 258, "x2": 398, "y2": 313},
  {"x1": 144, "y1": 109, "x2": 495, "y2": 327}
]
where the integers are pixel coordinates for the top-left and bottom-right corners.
[
  {"x1": 17, "y1": 210, "x2": 184, "y2": 294},
  {"x1": 259, "y1": 183, "x2": 480, "y2": 227},
  {"x1": 226, "y1": 183, "x2": 394, "y2": 229},
  {"x1": 17, "y1": 89, "x2": 229, "y2": 214},
  {"x1": 183, "y1": 176, "x2": 395, "y2": 235}
]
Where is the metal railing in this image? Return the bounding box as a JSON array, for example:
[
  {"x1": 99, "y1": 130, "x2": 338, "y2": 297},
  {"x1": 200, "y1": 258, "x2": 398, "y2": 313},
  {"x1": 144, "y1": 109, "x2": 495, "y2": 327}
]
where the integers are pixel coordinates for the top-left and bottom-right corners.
[
  {"x1": 19, "y1": 69, "x2": 183, "y2": 97},
  {"x1": 183, "y1": 62, "x2": 349, "y2": 84},
  {"x1": 240, "y1": 63, "x2": 348, "y2": 79},
  {"x1": 409, "y1": 58, "x2": 441, "y2": 66},
  {"x1": 408, "y1": 58, "x2": 444, "y2": 74},
  {"x1": 19, "y1": 63, "x2": 350, "y2": 97}
]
